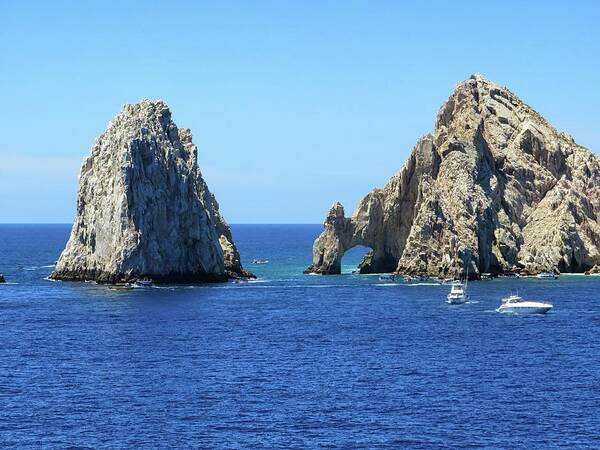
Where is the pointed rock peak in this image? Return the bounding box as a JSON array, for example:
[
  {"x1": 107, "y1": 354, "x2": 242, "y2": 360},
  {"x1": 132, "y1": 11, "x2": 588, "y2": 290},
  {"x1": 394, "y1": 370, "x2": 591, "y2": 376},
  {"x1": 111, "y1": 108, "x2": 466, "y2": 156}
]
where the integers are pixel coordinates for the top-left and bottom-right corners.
[
  {"x1": 323, "y1": 202, "x2": 347, "y2": 227},
  {"x1": 328, "y1": 202, "x2": 345, "y2": 218},
  {"x1": 115, "y1": 99, "x2": 173, "y2": 129},
  {"x1": 331, "y1": 201, "x2": 344, "y2": 211},
  {"x1": 120, "y1": 98, "x2": 170, "y2": 114},
  {"x1": 468, "y1": 73, "x2": 492, "y2": 82},
  {"x1": 50, "y1": 100, "x2": 252, "y2": 283}
]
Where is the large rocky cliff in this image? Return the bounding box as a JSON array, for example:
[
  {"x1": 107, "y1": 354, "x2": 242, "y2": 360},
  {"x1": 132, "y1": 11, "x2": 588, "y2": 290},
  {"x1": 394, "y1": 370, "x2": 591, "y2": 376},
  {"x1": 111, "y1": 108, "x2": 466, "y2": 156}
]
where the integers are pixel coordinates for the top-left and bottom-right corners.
[
  {"x1": 50, "y1": 100, "x2": 252, "y2": 283},
  {"x1": 306, "y1": 75, "x2": 600, "y2": 278}
]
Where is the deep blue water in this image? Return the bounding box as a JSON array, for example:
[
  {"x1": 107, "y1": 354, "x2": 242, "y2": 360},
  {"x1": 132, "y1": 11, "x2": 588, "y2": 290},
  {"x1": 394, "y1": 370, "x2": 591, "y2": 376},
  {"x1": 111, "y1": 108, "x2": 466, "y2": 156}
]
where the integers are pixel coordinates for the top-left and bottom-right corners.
[{"x1": 1, "y1": 224, "x2": 600, "y2": 449}]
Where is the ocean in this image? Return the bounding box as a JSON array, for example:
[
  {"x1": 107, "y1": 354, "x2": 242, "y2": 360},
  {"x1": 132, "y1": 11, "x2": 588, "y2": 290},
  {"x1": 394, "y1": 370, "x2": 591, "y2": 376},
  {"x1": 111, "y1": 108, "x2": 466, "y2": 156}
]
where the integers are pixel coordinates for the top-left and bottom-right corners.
[{"x1": 1, "y1": 224, "x2": 599, "y2": 448}]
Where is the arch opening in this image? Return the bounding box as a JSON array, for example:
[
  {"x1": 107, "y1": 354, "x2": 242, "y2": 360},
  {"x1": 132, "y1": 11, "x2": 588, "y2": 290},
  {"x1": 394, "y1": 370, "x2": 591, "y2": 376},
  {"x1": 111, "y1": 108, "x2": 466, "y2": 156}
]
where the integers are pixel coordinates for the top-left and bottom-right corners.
[{"x1": 341, "y1": 245, "x2": 372, "y2": 274}]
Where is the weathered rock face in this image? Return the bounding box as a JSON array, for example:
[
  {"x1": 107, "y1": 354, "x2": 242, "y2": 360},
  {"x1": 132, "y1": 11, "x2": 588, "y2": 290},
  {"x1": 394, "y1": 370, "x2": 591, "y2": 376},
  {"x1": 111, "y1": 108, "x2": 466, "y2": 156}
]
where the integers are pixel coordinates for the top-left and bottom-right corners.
[
  {"x1": 50, "y1": 100, "x2": 252, "y2": 283},
  {"x1": 306, "y1": 75, "x2": 600, "y2": 277}
]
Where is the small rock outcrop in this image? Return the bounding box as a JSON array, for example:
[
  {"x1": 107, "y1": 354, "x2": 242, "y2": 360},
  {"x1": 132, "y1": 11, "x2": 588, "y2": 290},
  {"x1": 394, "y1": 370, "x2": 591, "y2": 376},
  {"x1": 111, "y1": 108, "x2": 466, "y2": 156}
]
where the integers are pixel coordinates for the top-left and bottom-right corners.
[
  {"x1": 585, "y1": 265, "x2": 600, "y2": 275},
  {"x1": 0, "y1": 274, "x2": 5, "y2": 283},
  {"x1": 50, "y1": 100, "x2": 253, "y2": 283},
  {"x1": 306, "y1": 75, "x2": 600, "y2": 277}
]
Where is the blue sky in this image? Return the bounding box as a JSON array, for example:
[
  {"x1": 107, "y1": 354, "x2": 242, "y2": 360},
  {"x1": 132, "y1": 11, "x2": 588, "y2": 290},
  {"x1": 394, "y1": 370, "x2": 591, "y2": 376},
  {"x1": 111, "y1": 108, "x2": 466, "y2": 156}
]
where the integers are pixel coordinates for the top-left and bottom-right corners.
[{"x1": 1, "y1": 1, "x2": 598, "y2": 223}]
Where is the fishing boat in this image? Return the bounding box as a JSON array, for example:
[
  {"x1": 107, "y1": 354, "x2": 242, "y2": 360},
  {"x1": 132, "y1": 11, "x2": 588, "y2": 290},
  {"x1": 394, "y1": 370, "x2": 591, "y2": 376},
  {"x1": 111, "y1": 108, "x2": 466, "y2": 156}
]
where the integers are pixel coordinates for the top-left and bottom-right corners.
[
  {"x1": 446, "y1": 268, "x2": 468, "y2": 304},
  {"x1": 252, "y1": 259, "x2": 269, "y2": 265},
  {"x1": 496, "y1": 295, "x2": 553, "y2": 314},
  {"x1": 446, "y1": 280, "x2": 468, "y2": 304}
]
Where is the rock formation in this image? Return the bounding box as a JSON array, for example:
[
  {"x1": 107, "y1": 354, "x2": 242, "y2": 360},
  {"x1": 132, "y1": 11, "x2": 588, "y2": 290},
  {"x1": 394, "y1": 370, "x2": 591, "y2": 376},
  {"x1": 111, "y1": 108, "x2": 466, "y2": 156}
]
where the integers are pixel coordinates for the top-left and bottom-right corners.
[
  {"x1": 585, "y1": 265, "x2": 600, "y2": 275},
  {"x1": 50, "y1": 100, "x2": 253, "y2": 283},
  {"x1": 306, "y1": 75, "x2": 600, "y2": 278},
  {"x1": 0, "y1": 274, "x2": 5, "y2": 283}
]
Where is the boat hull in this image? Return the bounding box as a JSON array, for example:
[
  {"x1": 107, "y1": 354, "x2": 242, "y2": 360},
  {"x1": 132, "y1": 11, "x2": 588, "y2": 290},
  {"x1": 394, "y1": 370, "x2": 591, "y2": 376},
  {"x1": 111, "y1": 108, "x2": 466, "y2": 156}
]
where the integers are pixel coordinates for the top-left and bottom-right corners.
[
  {"x1": 446, "y1": 295, "x2": 467, "y2": 304},
  {"x1": 497, "y1": 304, "x2": 552, "y2": 314}
]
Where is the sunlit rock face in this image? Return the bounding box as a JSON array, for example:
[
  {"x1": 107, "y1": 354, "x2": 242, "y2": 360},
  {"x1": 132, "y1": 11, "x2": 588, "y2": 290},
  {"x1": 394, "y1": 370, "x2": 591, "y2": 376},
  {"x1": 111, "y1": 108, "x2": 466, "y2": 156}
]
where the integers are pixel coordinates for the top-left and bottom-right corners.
[
  {"x1": 306, "y1": 75, "x2": 600, "y2": 278},
  {"x1": 50, "y1": 100, "x2": 252, "y2": 283}
]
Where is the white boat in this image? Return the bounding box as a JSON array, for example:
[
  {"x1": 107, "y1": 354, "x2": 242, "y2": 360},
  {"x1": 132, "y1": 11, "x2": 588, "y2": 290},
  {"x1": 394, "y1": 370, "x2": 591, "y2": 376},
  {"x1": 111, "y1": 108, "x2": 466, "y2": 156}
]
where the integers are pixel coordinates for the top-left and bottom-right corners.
[
  {"x1": 252, "y1": 259, "x2": 269, "y2": 265},
  {"x1": 536, "y1": 272, "x2": 558, "y2": 279},
  {"x1": 446, "y1": 280, "x2": 468, "y2": 304},
  {"x1": 230, "y1": 277, "x2": 249, "y2": 284},
  {"x1": 378, "y1": 274, "x2": 395, "y2": 281},
  {"x1": 446, "y1": 266, "x2": 469, "y2": 304},
  {"x1": 496, "y1": 295, "x2": 553, "y2": 314},
  {"x1": 135, "y1": 278, "x2": 153, "y2": 287}
]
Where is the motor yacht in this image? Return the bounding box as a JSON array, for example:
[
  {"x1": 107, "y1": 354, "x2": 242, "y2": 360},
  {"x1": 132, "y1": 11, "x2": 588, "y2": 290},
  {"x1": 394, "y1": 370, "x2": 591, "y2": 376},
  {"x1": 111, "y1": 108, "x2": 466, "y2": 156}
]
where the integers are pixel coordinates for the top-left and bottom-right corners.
[
  {"x1": 446, "y1": 279, "x2": 468, "y2": 304},
  {"x1": 496, "y1": 295, "x2": 553, "y2": 314}
]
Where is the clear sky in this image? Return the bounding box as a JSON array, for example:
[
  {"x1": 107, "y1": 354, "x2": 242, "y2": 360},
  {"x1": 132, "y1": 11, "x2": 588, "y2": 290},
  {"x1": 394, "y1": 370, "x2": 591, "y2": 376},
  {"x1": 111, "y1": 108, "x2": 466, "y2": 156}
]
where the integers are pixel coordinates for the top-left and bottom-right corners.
[{"x1": 1, "y1": 1, "x2": 599, "y2": 223}]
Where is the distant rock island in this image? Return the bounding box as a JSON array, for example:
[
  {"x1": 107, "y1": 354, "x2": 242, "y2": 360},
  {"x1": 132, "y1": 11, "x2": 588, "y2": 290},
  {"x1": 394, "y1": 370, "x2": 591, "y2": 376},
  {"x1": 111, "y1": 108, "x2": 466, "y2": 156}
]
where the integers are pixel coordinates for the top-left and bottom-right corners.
[
  {"x1": 306, "y1": 75, "x2": 600, "y2": 278},
  {"x1": 50, "y1": 100, "x2": 253, "y2": 283}
]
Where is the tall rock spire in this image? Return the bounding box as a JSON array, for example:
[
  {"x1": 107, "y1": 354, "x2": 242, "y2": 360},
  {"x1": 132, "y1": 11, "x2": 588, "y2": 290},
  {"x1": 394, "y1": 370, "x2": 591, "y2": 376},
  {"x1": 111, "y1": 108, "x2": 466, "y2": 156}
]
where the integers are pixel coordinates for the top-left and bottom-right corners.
[{"x1": 50, "y1": 100, "x2": 252, "y2": 283}]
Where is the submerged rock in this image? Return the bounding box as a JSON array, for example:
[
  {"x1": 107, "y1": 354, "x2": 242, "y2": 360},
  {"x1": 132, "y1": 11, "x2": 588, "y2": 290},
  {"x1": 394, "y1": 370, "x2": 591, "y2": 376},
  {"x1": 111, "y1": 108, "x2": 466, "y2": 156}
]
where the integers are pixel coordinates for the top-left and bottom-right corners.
[
  {"x1": 306, "y1": 75, "x2": 600, "y2": 278},
  {"x1": 50, "y1": 100, "x2": 253, "y2": 283}
]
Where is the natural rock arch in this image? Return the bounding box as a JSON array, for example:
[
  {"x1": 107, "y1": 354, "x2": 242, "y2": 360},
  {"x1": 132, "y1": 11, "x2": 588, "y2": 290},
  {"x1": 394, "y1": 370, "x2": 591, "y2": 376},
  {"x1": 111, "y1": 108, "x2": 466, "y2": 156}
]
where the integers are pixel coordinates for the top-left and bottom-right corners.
[
  {"x1": 305, "y1": 75, "x2": 600, "y2": 278},
  {"x1": 305, "y1": 136, "x2": 442, "y2": 275},
  {"x1": 304, "y1": 201, "x2": 399, "y2": 275}
]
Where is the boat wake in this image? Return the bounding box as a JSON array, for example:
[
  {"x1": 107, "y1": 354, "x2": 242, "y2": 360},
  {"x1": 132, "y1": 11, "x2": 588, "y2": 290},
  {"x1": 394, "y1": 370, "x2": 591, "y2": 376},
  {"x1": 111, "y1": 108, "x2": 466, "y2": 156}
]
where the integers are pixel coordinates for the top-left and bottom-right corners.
[{"x1": 23, "y1": 264, "x2": 55, "y2": 271}]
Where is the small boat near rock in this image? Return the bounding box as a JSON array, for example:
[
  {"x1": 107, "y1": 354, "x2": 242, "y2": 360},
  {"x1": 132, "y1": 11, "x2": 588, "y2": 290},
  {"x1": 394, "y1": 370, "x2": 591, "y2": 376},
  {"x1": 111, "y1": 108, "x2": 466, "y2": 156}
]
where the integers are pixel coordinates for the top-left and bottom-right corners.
[
  {"x1": 135, "y1": 278, "x2": 154, "y2": 287},
  {"x1": 446, "y1": 279, "x2": 468, "y2": 304},
  {"x1": 498, "y1": 272, "x2": 520, "y2": 279},
  {"x1": 230, "y1": 277, "x2": 249, "y2": 284},
  {"x1": 378, "y1": 274, "x2": 395, "y2": 281},
  {"x1": 496, "y1": 295, "x2": 553, "y2": 314},
  {"x1": 108, "y1": 283, "x2": 135, "y2": 291},
  {"x1": 252, "y1": 259, "x2": 269, "y2": 265},
  {"x1": 446, "y1": 266, "x2": 469, "y2": 304},
  {"x1": 536, "y1": 272, "x2": 558, "y2": 279}
]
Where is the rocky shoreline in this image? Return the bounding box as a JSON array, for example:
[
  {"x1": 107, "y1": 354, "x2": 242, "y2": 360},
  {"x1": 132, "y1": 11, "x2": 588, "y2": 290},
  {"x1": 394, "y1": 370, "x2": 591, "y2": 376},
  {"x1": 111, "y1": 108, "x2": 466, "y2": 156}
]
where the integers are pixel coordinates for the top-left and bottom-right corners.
[{"x1": 49, "y1": 268, "x2": 229, "y2": 285}]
